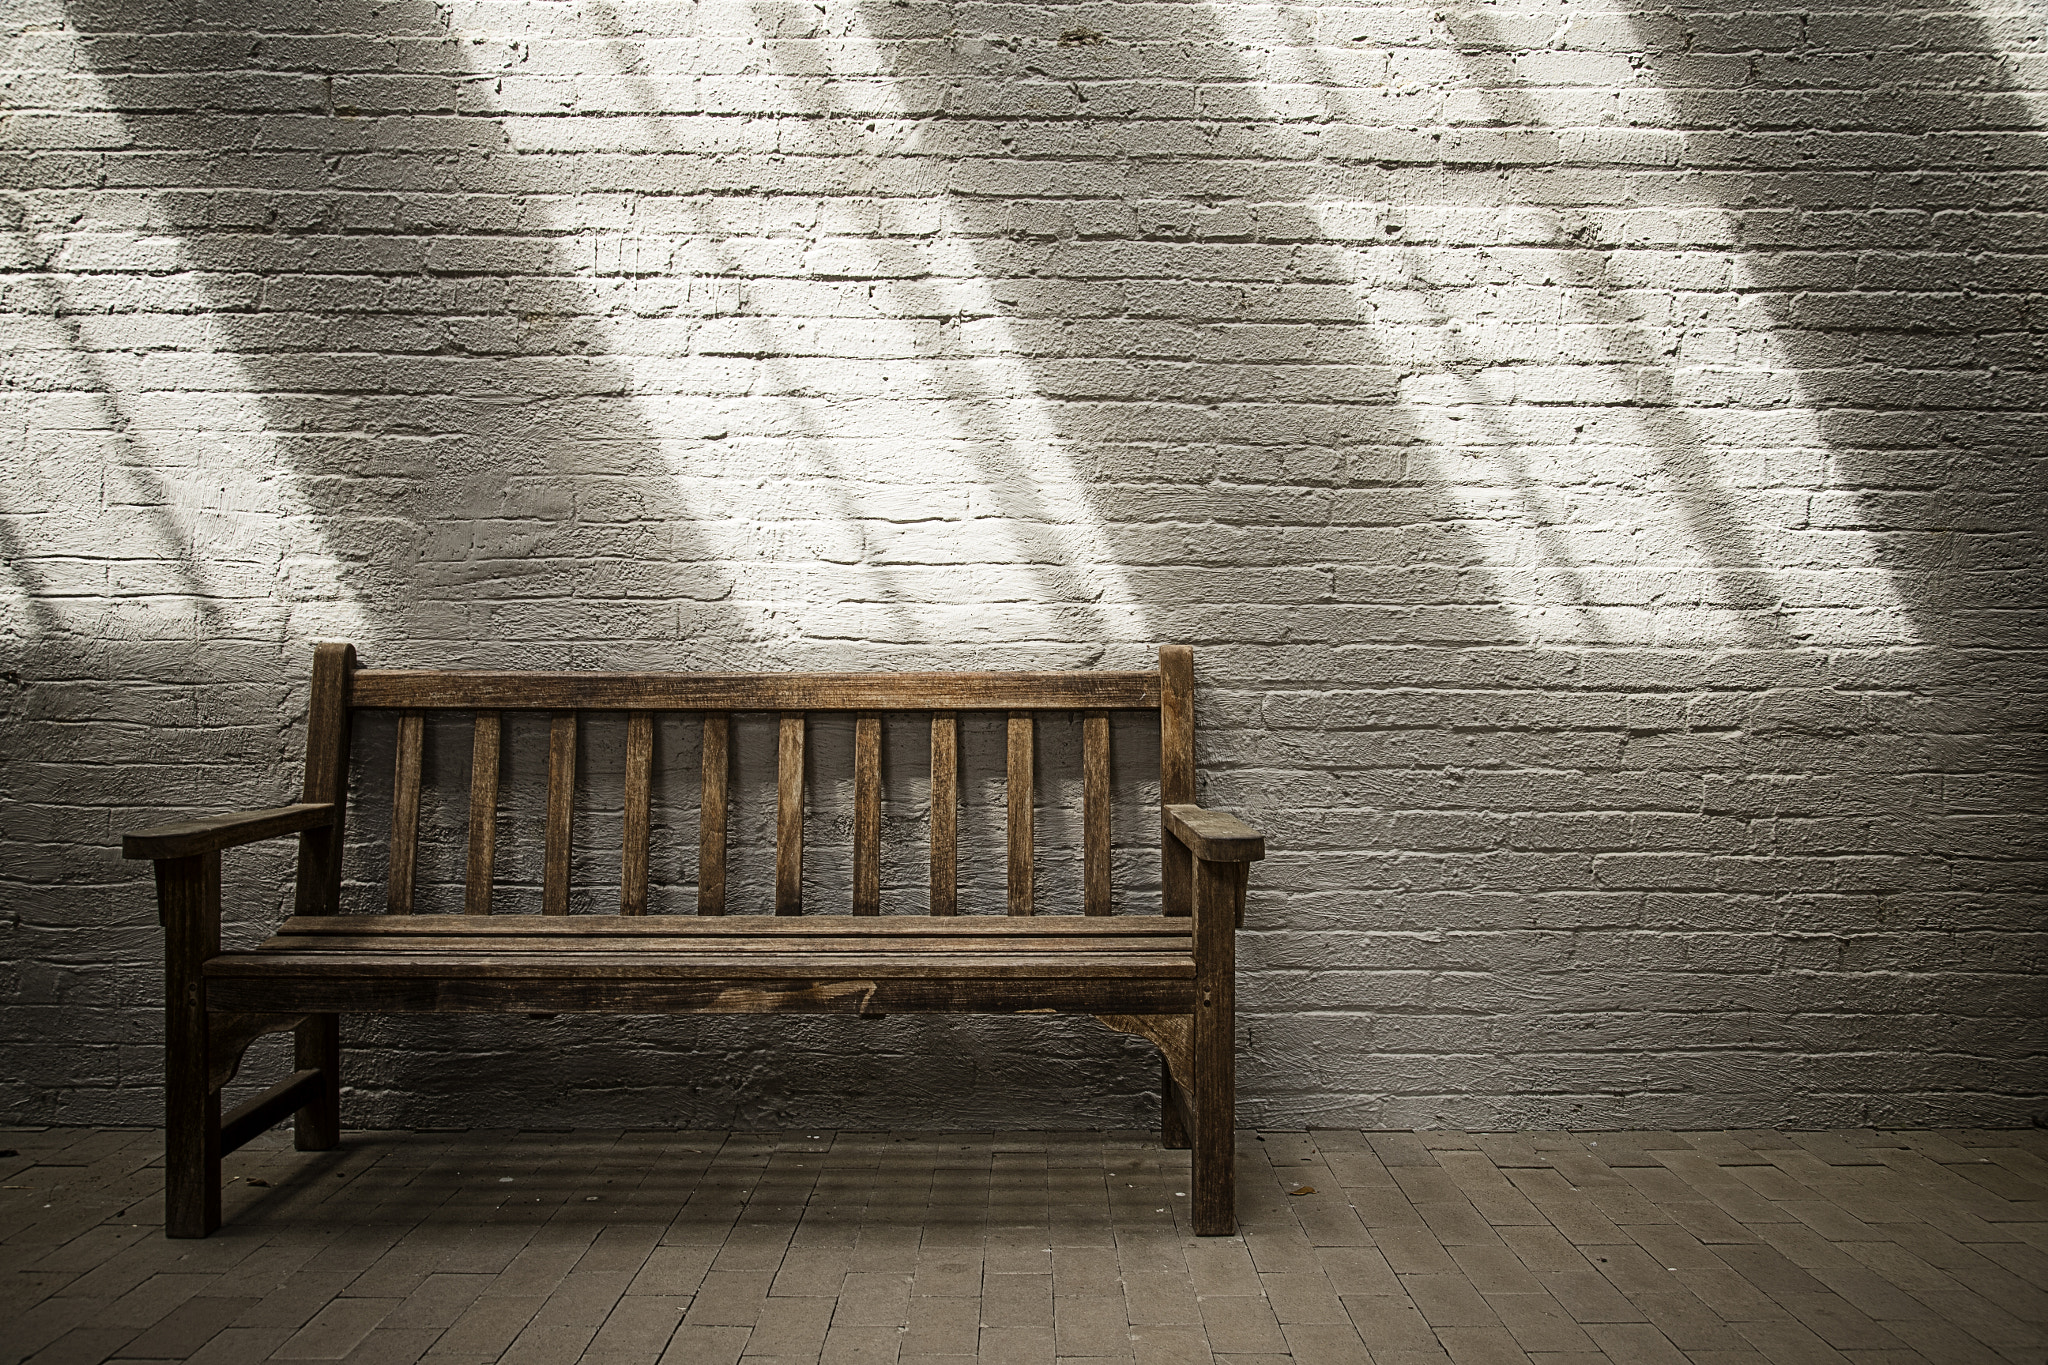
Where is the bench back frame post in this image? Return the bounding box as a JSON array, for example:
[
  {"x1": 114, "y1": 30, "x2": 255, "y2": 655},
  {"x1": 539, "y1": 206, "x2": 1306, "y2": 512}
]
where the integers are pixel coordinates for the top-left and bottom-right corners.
[
  {"x1": 1190, "y1": 852, "x2": 1239, "y2": 1236},
  {"x1": 1159, "y1": 645, "x2": 1196, "y2": 917},
  {"x1": 162, "y1": 852, "x2": 223, "y2": 1237},
  {"x1": 294, "y1": 642, "x2": 356, "y2": 917},
  {"x1": 290, "y1": 642, "x2": 352, "y2": 1151}
]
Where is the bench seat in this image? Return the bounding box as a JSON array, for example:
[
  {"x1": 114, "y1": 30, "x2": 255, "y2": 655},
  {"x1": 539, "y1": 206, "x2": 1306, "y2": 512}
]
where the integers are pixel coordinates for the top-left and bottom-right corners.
[{"x1": 206, "y1": 914, "x2": 1198, "y2": 1015}]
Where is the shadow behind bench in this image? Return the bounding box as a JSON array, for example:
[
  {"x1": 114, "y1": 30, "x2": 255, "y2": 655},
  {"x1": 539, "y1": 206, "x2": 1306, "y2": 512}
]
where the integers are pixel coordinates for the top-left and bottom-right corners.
[{"x1": 122, "y1": 645, "x2": 1264, "y2": 1238}]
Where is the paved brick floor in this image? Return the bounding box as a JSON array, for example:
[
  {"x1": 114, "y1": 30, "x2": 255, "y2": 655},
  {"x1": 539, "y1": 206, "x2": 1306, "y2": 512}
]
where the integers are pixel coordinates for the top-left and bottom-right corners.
[{"x1": 3, "y1": 1127, "x2": 2045, "y2": 1365}]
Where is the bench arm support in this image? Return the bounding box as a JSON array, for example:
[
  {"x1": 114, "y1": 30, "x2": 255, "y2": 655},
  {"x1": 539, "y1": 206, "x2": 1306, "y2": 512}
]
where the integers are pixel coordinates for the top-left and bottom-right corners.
[
  {"x1": 122, "y1": 803, "x2": 336, "y2": 862},
  {"x1": 126, "y1": 802, "x2": 342, "y2": 1238},
  {"x1": 1173, "y1": 804, "x2": 1259, "y2": 1236},
  {"x1": 1164, "y1": 804, "x2": 1265, "y2": 863}
]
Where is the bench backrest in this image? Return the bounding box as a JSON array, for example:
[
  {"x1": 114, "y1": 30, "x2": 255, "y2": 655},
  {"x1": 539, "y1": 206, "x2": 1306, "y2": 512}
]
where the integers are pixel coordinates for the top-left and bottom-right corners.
[{"x1": 295, "y1": 644, "x2": 1199, "y2": 920}]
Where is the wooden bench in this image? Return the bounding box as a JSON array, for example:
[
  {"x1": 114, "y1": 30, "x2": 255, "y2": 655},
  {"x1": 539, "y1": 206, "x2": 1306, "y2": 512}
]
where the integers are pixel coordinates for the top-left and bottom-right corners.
[{"x1": 123, "y1": 644, "x2": 1264, "y2": 1238}]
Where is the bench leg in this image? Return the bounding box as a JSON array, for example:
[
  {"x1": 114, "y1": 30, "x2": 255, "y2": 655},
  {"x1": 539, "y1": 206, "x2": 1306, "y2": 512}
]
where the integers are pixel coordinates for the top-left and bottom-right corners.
[
  {"x1": 1190, "y1": 1018, "x2": 1234, "y2": 1234},
  {"x1": 162, "y1": 854, "x2": 221, "y2": 1238},
  {"x1": 1191, "y1": 859, "x2": 1237, "y2": 1236},
  {"x1": 166, "y1": 1009, "x2": 221, "y2": 1238},
  {"x1": 1161, "y1": 1060, "x2": 1190, "y2": 1149},
  {"x1": 293, "y1": 1015, "x2": 341, "y2": 1150}
]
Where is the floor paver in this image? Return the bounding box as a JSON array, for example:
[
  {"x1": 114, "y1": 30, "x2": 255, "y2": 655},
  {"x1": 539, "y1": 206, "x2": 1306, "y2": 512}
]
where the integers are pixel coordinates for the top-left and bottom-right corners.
[{"x1": 2, "y1": 1127, "x2": 2045, "y2": 1363}]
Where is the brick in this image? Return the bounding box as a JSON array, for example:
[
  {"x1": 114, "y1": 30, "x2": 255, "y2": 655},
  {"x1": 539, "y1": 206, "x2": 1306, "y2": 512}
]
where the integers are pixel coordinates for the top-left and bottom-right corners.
[
  {"x1": 1197, "y1": 1293, "x2": 1287, "y2": 1354},
  {"x1": 654, "y1": 1324, "x2": 747, "y2": 1365},
  {"x1": 114, "y1": 1295, "x2": 258, "y2": 1358},
  {"x1": 272, "y1": 1298, "x2": 400, "y2": 1360},
  {"x1": 1534, "y1": 1273, "x2": 1645, "y2": 1325},
  {"x1": 1481, "y1": 1292, "x2": 1597, "y2": 1353}
]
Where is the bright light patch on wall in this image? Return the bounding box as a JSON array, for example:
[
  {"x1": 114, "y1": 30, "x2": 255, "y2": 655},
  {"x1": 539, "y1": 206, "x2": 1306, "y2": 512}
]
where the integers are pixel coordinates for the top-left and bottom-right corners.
[
  {"x1": 1204, "y1": 0, "x2": 1919, "y2": 649},
  {"x1": 1, "y1": 218, "x2": 371, "y2": 646},
  {"x1": 473, "y1": 2, "x2": 1152, "y2": 656}
]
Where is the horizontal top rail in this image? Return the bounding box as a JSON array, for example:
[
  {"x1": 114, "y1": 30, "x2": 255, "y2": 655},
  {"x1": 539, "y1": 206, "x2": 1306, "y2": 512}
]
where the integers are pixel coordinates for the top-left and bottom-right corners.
[{"x1": 349, "y1": 670, "x2": 1162, "y2": 712}]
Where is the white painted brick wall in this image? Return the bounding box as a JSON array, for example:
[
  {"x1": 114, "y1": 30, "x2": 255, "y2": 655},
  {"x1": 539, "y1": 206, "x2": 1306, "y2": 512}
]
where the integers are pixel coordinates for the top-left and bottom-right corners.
[{"x1": 2, "y1": 0, "x2": 2044, "y2": 1132}]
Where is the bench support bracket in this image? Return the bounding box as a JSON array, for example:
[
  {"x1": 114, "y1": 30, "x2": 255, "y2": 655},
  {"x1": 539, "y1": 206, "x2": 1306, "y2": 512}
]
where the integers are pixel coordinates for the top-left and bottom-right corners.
[
  {"x1": 208, "y1": 1013, "x2": 307, "y2": 1093},
  {"x1": 1094, "y1": 1013, "x2": 1194, "y2": 1096}
]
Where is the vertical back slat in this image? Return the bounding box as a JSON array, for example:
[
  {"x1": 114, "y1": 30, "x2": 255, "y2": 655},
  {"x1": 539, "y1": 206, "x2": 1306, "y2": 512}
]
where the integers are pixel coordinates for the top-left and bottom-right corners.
[
  {"x1": 699, "y1": 713, "x2": 729, "y2": 915},
  {"x1": 1083, "y1": 709, "x2": 1111, "y2": 915},
  {"x1": 1160, "y1": 645, "x2": 1195, "y2": 917},
  {"x1": 776, "y1": 712, "x2": 805, "y2": 914},
  {"x1": 463, "y1": 711, "x2": 501, "y2": 915},
  {"x1": 929, "y1": 712, "x2": 957, "y2": 916},
  {"x1": 1007, "y1": 711, "x2": 1034, "y2": 916},
  {"x1": 621, "y1": 712, "x2": 653, "y2": 914},
  {"x1": 385, "y1": 709, "x2": 423, "y2": 913},
  {"x1": 544, "y1": 711, "x2": 577, "y2": 915},
  {"x1": 853, "y1": 713, "x2": 882, "y2": 915}
]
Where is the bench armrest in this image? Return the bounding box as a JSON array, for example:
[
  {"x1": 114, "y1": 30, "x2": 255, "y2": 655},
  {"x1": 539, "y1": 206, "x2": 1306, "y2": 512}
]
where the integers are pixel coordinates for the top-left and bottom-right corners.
[
  {"x1": 1164, "y1": 804, "x2": 1265, "y2": 863},
  {"x1": 122, "y1": 803, "x2": 336, "y2": 861}
]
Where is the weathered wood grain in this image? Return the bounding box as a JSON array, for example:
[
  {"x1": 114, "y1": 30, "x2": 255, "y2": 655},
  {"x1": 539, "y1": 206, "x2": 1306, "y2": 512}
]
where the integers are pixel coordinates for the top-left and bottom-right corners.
[
  {"x1": 1161, "y1": 1060, "x2": 1191, "y2": 1150},
  {"x1": 292, "y1": 1014, "x2": 340, "y2": 1151},
  {"x1": 1159, "y1": 645, "x2": 1196, "y2": 919},
  {"x1": 273, "y1": 914, "x2": 1192, "y2": 938},
  {"x1": 249, "y1": 932, "x2": 1189, "y2": 956},
  {"x1": 621, "y1": 712, "x2": 654, "y2": 915},
  {"x1": 777, "y1": 713, "x2": 805, "y2": 915},
  {"x1": 293, "y1": 644, "x2": 353, "y2": 1155},
  {"x1": 1007, "y1": 712, "x2": 1034, "y2": 917},
  {"x1": 853, "y1": 713, "x2": 882, "y2": 916},
  {"x1": 544, "y1": 712, "x2": 577, "y2": 915},
  {"x1": 1163, "y1": 804, "x2": 1265, "y2": 863},
  {"x1": 352, "y1": 670, "x2": 1161, "y2": 712},
  {"x1": 162, "y1": 852, "x2": 220, "y2": 1238},
  {"x1": 1083, "y1": 710, "x2": 1111, "y2": 916},
  {"x1": 699, "y1": 713, "x2": 729, "y2": 915},
  {"x1": 208, "y1": 974, "x2": 1196, "y2": 1018},
  {"x1": 463, "y1": 712, "x2": 501, "y2": 916},
  {"x1": 206, "y1": 1012, "x2": 304, "y2": 1092},
  {"x1": 1192, "y1": 854, "x2": 1237, "y2": 1236},
  {"x1": 929, "y1": 712, "x2": 957, "y2": 917},
  {"x1": 122, "y1": 803, "x2": 335, "y2": 862},
  {"x1": 386, "y1": 710, "x2": 423, "y2": 912},
  {"x1": 295, "y1": 642, "x2": 356, "y2": 917},
  {"x1": 1096, "y1": 1013, "x2": 1194, "y2": 1094},
  {"x1": 211, "y1": 952, "x2": 1193, "y2": 979}
]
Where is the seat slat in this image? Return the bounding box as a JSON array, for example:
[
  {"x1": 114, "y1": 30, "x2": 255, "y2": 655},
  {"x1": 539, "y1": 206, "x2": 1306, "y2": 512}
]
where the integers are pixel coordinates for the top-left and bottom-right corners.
[
  {"x1": 543, "y1": 712, "x2": 576, "y2": 915},
  {"x1": 853, "y1": 713, "x2": 881, "y2": 915},
  {"x1": 776, "y1": 713, "x2": 804, "y2": 914},
  {"x1": 463, "y1": 712, "x2": 501, "y2": 915},
  {"x1": 242, "y1": 935, "x2": 1188, "y2": 956},
  {"x1": 621, "y1": 713, "x2": 653, "y2": 914},
  {"x1": 699, "y1": 713, "x2": 729, "y2": 916},
  {"x1": 929, "y1": 712, "x2": 957, "y2": 916},
  {"x1": 273, "y1": 914, "x2": 1191, "y2": 937},
  {"x1": 210, "y1": 953, "x2": 1194, "y2": 980},
  {"x1": 209, "y1": 975, "x2": 1194, "y2": 1018},
  {"x1": 1083, "y1": 709, "x2": 1110, "y2": 916},
  {"x1": 385, "y1": 710, "x2": 424, "y2": 914},
  {"x1": 1007, "y1": 712, "x2": 1033, "y2": 916}
]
